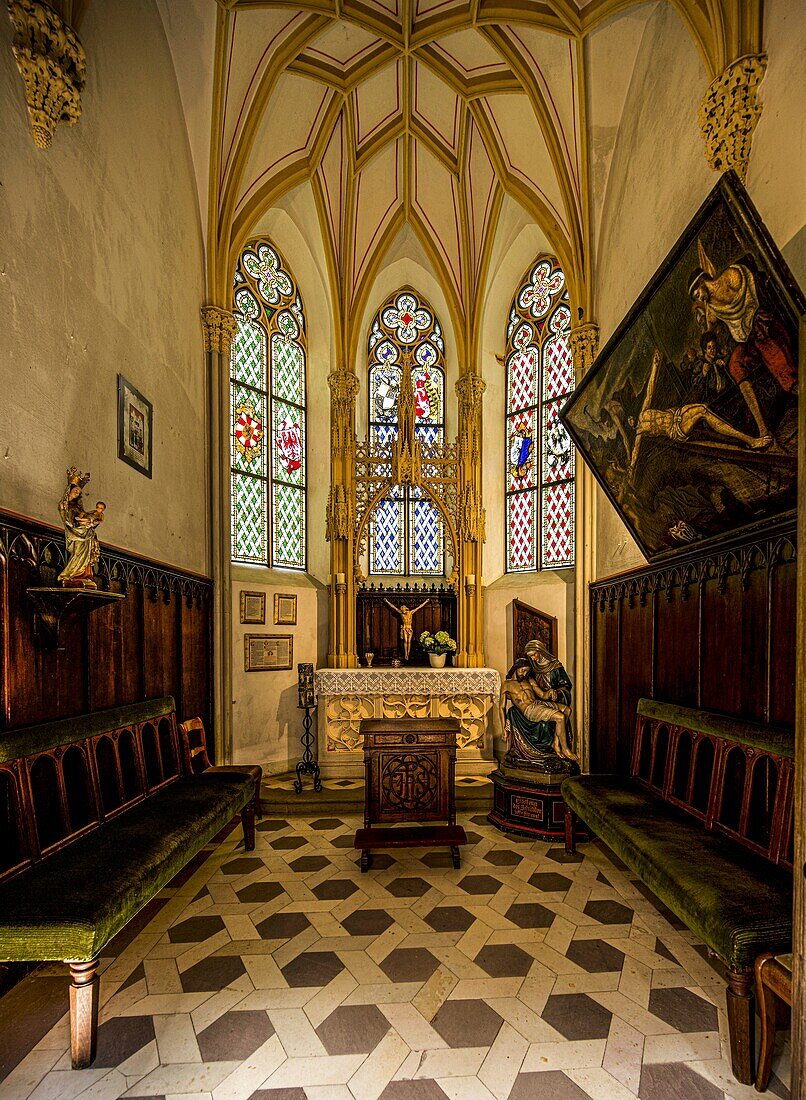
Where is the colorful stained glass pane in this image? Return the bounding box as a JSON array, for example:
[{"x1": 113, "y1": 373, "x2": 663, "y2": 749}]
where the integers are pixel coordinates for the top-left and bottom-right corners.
[
  {"x1": 370, "y1": 366, "x2": 400, "y2": 422},
  {"x1": 242, "y1": 243, "x2": 293, "y2": 304},
  {"x1": 541, "y1": 481, "x2": 575, "y2": 567},
  {"x1": 232, "y1": 316, "x2": 265, "y2": 391},
  {"x1": 410, "y1": 493, "x2": 443, "y2": 574},
  {"x1": 507, "y1": 492, "x2": 536, "y2": 572},
  {"x1": 373, "y1": 423, "x2": 398, "y2": 448},
  {"x1": 506, "y1": 410, "x2": 537, "y2": 491},
  {"x1": 232, "y1": 472, "x2": 267, "y2": 563},
  {"x1": 370, "y1": 496, "x2": 404, "y2": 574},
  {"x1": 231, "y1": 382, "x2": 267, "y2": 475},
  {"x1": 507, "y1": 348, "x2": 537, "y2": 412},
  {"x1": 272, "y1": 399, "x2": 304, "y2": 485},
  {"x1": 541, "y1": 399, "x2": 574, "y2": 485},
  {"x1": 271, "y1": 334, "x2": 304, "y2": 404},
  {"x1": 374, "y1": 340, "x2": 398, "y2": 365},
  {"x1": 412, "y1": 367, "x2": 442, "y2": 423},
  {"x1": 272, "y1": 483, "x2": 305, "y2": 568},
  {"x1": 543, "y1": 333, "x2": 574, "y2": 401}
]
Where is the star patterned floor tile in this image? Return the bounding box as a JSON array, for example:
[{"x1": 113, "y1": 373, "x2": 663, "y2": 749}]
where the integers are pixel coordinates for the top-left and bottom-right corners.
[{"x1": 0, "y1": 810, "x2": 789, "y2": 1100}]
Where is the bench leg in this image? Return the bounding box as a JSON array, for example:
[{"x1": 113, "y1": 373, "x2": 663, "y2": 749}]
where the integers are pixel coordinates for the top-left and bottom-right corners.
[
  {"x1": 755, "y1": 954, "x2": 777, "y2": 1092},
  {"x1": 725, "y1": 966, "x2": 754, "y2": 1085},
  {"x1": 564, "y1": 805, "x2": 576, "y2": 855},
  {"x1": 68, "y1": 958, "x2": 100, "y2": 1069},
  {"x1": 242, "y1": 799, "x2": 256, "y2": 851}
]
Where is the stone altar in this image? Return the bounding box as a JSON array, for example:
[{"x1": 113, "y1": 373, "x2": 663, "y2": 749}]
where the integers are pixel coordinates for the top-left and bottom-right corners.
[{"x1": 314, "y1": 666, "x2": 500, "y2": 779}]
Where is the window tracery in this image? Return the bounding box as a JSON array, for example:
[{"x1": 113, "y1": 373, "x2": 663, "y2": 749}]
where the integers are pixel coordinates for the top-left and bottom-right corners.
[
  {"x1": 230, "y1": 240, "x2": 306, "y2": 570},
  {"x1": 505, "y1": 258, "x2": 575, "y2": 571},
  {"x1": 367, "y1": 289, "x2": 445, "y2": 576}
]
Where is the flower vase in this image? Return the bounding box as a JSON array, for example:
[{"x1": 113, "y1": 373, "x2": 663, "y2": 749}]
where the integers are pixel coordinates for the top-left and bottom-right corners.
[{"x1": 428, "y1": 653, "x2": 446, "y2": 668}]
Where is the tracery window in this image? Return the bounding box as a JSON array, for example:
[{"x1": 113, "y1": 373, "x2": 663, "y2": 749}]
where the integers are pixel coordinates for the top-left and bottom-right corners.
[
  {"x1": 505, "y1": 257, "x2": 575, "y2": 571},
  {"x1": 368, "y1": 289, "x2": 445, "y2": 576},
  {"x1": 230, "y1": 239, "x2": 306, "y2": 569}
]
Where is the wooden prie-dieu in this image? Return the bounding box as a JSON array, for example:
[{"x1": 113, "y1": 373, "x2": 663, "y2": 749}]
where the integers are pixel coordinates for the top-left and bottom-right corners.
[{"x1": 354, "y1": 718, "x2": 467, "y2": 870}]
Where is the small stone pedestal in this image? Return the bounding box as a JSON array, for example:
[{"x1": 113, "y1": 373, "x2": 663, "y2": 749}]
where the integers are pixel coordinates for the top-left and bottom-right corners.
[{"x1": 488, "y1": 760, "x2": 586, "y2": 842}]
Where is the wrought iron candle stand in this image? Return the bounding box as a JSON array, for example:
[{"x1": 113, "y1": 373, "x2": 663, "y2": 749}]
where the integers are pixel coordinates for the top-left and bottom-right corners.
[{"x1": 294, "y1": 663, "x2": 322, "y2": 794}]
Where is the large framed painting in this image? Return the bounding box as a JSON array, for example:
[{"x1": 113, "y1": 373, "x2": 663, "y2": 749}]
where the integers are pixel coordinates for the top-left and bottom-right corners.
[{"x1": 562, "y1": 174, "x2": 803, "y2": 561}]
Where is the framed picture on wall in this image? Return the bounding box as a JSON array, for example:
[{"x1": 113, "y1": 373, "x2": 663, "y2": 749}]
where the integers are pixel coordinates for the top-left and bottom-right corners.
[
  {"x1": 118, "y1": 375, "x2": 153, "y2": 478},
  {"x1": 274, "y1": 593, "x2": 297, "y2": 625},
  {"x1": 562, "y1": 173, "x2": 803, "y2": 561},
  {"x1": 244, "y1": 634, "x2": 293, "y2": 671},
  {"x1": 240, "y1": 591, "x2": 265, "y2": 624}
]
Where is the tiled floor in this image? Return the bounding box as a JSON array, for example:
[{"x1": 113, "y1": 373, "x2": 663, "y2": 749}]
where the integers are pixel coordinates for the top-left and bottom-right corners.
[{"x1": 0, "y1": 814, "x2": 791, "y2": 1100}]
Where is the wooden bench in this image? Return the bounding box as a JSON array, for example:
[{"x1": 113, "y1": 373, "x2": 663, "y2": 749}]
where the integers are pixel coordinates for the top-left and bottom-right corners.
[
  {"x1": 0, "y1": 697, "x2": 261, "y2": 1069},
  {"x1": 561, "y1": 699, "x2": 794, "y2": 1085}
]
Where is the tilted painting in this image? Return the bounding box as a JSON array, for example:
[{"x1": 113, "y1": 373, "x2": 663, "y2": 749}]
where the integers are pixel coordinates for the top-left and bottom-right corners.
[{"x1": 562, "y1": 174, "x2": 803, "y2": 561}]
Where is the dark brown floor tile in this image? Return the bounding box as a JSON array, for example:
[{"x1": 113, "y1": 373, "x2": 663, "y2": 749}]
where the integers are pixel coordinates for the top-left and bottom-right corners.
[
  {"x1": 197, "y1": 1009, "x2": 275, "y2": 1061},
  {"x1": 647, "y1": 987, "x2": 719, "y2": 1033},
  {"x1": 424, "y1": 906, "x2": 475, "y2": 933},
  {"x1": 545, "y1": 848, "x2": 583, "y2": 864},
  {"x1": 312, "y1": 879, "x2": 359, "y2": 900},
  {"x1": 93, "y1": 1015, "x2": 156, "y2": 1067},
  {"x1": 0, "y1": 973, "x2": 69, "y2": 1080},
  {"x1": 566, "y1": 939, "x2": 625, "y2": 974},
  {"x1": 508, "y1": 1071, "x2": 590, "y2": 1099},
  {"x1": 431, "y1": 999, "x2": 502, "y2": 1047},
  {"x1": 483, "y1": 849, "x2": 523, "y2": 867},
  {"x1": 309, "y1": 819, "x2": 346, "y2": 830},
  {"x1": 256, "y1": 819, "x2": 290, "y2": 832},
  {"x1": 639, "y1": 1063, "x2": 724, "y2": 1099},
  {"x1": 458, "y1": 874, "x2": 501, "y2": 895},
  {"x1": 168, "y1": 914, "x2": 226, "y2": 944},
  {"x1": 421, "y1": 851, "x2": 455, "y2": 868},
  {"x1": 281, "y1": 950, "x2": 345, "y2": 988},
  {"x1": 528, "y1": 872, "x2": 572, "y2": 893},
  {"x1": 541, "y1": 993, "x2": 612, "y2": 1040},
  {"x1": 288, "y1": 856, "x2": 331, "y2": 872},
  {"x1": 315, "y1": 1004, "x2": 390, "y2": 1054},
  {"x1": 342, "y1": 909, "x2": 396, "y2": 936},
  {"x1": 379, "y1": 1082, "x2": 448, "y2": 1098},
  {"x1": 121, "y1": 961, "x2": 146, "y2": 991},
  {"x1": 237, "y1": 882, "x2": 285, "y2": 904},
  {"x1": 653, "y1": 938, "x2": 678, "y2": 964},
  {"x1": 387, "y1": 877, "x2": 431, "y2": 897},
  {"x1": 380, "y1": 948, "x2": 440, "y2": 983},
  {"x1": 331, "y1": 834, "x2": 357, "y2": 848},
  {"x1": 583, "y1": 899, "x2": 633, "y2": 925},
  {"x1": 270, "y1": 836, "x2": 307, "y2": 850},
  {"x1": 360, "y1": 853, "x2": 397, "y2": 869},
  {"x1": 221, "y1": 857, "x2": 265, "y2": 875},
  {"x1": 256, "y1": 912, "x2": 312, "y2": 940},
  {"x1": 248, "y1": 1090, "x2": 307, "y2": 1100},
  {"x1": 475, "y1": 944, "x2": 533, "y2": 978},
  {"x1": 180, "y1": 955, "x2": 246, "y2": 993},
  {"x1": 506, "y1": 902, "x2": 555, "y2": 929}
]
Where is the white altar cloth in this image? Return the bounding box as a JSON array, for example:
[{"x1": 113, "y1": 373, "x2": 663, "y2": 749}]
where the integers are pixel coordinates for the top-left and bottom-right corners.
[{"x1": 314, "y1": 666, "x2": 501, "y2": 777}]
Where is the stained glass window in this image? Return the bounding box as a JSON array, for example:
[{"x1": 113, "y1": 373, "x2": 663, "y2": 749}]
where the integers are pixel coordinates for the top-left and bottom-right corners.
[
  {"x1": 368, "y1": 289, "x2": 445, "y2": 576},
  {"x1": 505, "y1": 257, "x2": 575, "y2": 571},
  {"x1": 230, "y1": 240, "x2": 306, "y2": 570}
]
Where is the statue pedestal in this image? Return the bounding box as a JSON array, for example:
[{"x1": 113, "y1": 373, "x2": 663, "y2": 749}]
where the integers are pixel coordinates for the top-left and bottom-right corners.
[{"x1": 488, "y1": 761, "x2": 587, "y2": 843}]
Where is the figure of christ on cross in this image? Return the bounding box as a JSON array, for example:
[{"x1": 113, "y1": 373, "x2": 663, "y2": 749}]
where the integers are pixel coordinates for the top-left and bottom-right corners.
[{"x1": 383, "y1": 598, "x2": 429, "y2": 661}]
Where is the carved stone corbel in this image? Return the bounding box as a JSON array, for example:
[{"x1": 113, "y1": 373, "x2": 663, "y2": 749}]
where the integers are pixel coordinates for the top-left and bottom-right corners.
[
  {"x1": 7, "y1": 0, "x2": 86, "y2": 149},
  {"x1": 200, "y1": 306, "x2": 238, "y2": 357},
  {"x1": 569, "y1": 322, "x2": 599, "y2": 376},
  {"x1": 698, "y1": 55, "x2": 767, "y2": 181}
]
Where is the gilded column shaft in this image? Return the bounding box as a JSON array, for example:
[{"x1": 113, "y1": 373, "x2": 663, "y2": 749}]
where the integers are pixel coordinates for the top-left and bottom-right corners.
[
  {"x1": 455, "y1": 372, "x2": 486, "y2": 668},
  {"x1": 327, "y1": 369, "x2": 360, "y2": 668}
]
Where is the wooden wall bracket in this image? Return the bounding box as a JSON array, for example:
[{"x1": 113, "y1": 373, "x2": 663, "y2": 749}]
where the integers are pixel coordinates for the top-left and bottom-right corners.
[{"x1": 26, "y1": 587, "x2": 125, "y2": 650}]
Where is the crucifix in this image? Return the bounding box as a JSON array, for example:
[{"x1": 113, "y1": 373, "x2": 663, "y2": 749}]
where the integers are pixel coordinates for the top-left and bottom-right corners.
[{"x1": 383, "y1": 598, "x2": 428, "y2": 660}]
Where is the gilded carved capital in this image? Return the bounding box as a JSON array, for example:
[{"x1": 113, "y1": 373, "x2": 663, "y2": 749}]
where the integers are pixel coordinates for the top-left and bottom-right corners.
[
  {"x1": 569, "y1": 323, "x2": 599, "y2": 376},
  {"x1": 200, "y1": 306, "x2": 238, "y2": 356},
  {"x1": 698, "y1": 54, "x2": 767, "y2": 181},
  {"x1": 455, "y1": 372, "x2": 486, "y2": 416},
  {"x1": 7, "y1": 0, "x2": 85, "y2": 149}
]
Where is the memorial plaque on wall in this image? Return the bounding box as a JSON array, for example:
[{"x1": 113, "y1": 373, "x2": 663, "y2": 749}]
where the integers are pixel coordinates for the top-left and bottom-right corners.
[{"x1": 244, "y1": 634, "x2": 293, "y2": 671}]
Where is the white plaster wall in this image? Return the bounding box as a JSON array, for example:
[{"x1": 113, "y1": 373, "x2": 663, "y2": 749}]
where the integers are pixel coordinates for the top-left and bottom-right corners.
[{"x1": 0, "y1": 0, "x2": 208, "y2": 574}]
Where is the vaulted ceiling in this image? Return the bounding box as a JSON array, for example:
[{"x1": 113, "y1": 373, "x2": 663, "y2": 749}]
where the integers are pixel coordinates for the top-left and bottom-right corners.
[{"x1": 156, "y1": 0, "x2": 760, "y2": 362}]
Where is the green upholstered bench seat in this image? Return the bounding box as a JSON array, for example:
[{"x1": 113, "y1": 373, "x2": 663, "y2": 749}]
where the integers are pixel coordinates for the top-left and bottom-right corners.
[
  {"x1": 561, "y1": 774, "x2": 792, "y2": 970},
  {"x1": 0, "y1": 769, "x2": 255, "y2": 962}
]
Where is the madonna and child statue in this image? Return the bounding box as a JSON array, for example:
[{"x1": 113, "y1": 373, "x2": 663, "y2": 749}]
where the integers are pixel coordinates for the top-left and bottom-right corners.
[{"x1": 499, "y1": 639, "x2": 578, "y2": 775}]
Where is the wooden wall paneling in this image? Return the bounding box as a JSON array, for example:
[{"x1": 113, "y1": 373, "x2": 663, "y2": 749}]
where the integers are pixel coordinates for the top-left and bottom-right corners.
[
  {"x1": 768, "y1": 555, "x2": 797, "y2": 726},
  {"x1": 590, "y1": 599, "x2": 620, "y2": 773},
  {"x1": 653, "y1": 585, "x2": 701, "y2": 710},
  {"x1": 142, "y1": 589, "x2": 179, "y2": 702},
  {"x1": 179, "y1": 595, "x2": 211, "y2": 733},
  {"x1": 700, "y1": 569, "x2": 767, "y2": 721},
  {"x1": 617, "y1": 590, "x2": 654, "y2": 769}
]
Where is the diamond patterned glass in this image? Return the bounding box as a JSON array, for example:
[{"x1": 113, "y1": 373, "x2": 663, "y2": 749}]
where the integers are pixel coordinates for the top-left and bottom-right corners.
[
  {"x1": 368, "y1": 288, "x2": 446, "y2": 576},
  {"x1": 231, "y1": 238, "x2": 306, "y2": 569},
  {"x1": 505, "y1": 257, "x2": 574, "y2": 571}
]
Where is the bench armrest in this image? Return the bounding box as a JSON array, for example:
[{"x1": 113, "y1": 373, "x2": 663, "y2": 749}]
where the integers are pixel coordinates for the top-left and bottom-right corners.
[{"x1": 179, "y1": 717, "x2": 212, "y2": 775}]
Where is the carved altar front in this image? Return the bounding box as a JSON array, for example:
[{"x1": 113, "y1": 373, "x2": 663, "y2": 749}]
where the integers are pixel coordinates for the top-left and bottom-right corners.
[{"x1": 315, "y1": 667, "x2": 500, "y2": 778}]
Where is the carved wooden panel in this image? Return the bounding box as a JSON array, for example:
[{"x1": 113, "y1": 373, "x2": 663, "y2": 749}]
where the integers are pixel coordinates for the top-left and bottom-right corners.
[
  {"x1": 361, "y1": 718, "x2": 458, "y2": 826},
  {"x1": 512, "y1": 599, "x2": 557, "y2": 662},
  {"x1": 356, "y1": 585, "x2": 456, "y2": 665}
]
